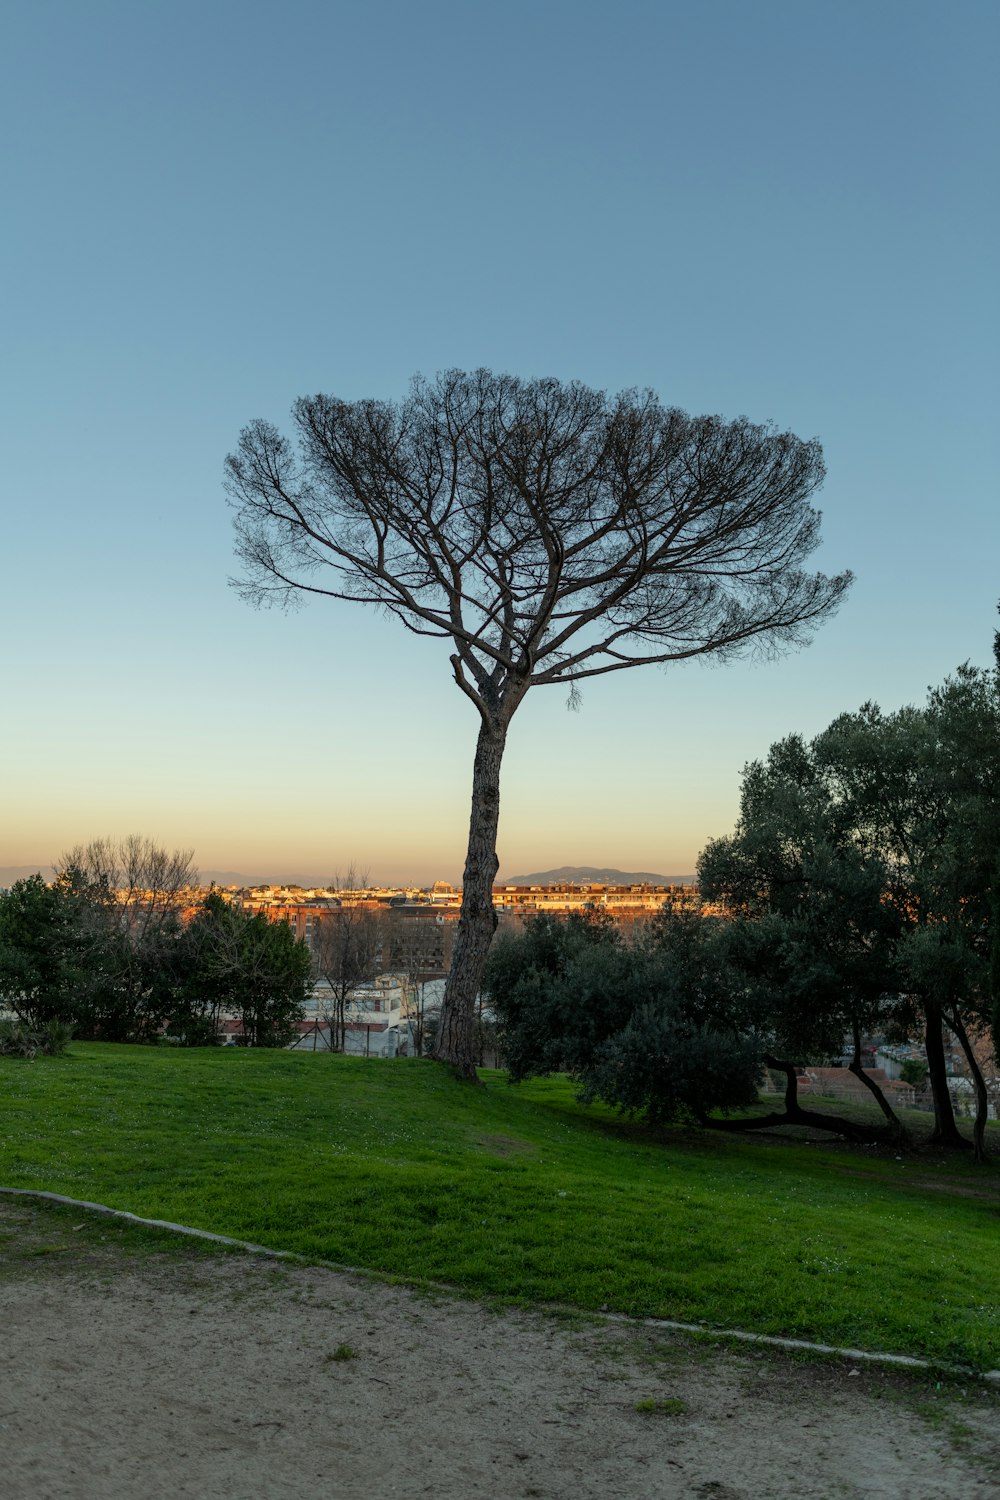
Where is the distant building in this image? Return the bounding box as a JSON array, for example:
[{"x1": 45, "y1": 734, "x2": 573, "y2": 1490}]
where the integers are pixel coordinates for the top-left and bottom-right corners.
[
  {"x1": 492, "y1": 881, "x2": 705, "y2": 926},
  {"x1": 210, "y1": 878, "x2": 709, "y2": 955}
]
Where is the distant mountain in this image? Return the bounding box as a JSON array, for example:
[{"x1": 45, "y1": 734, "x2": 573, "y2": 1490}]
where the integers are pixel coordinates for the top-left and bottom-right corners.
[{"x1": 498, "y1": 865, "x2": 695, "y2": 886}]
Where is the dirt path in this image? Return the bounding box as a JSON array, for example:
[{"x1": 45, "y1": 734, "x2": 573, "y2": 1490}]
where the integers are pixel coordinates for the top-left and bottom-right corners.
[{"x1": 1, "y1": 1201, "x2": 997, "y2": 1500}]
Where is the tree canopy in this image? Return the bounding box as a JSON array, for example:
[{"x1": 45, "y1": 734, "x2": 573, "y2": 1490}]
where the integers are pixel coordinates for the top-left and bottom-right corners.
[
  {"x1": 0, "y1": 847, "x2": 313, "y2": 1049},
  {"x1": 227, "y1": 369, "x2": 850, "y2": 1074},
  {"x1": 701, "y1": 659, "x2": 1000, "y2": 1158},
  {"x1": 485, "y1": 911, "x2": 764, "y2": 1124},
  {"x1": 0, "y1": 872, "x2": 90, "y2": 1030},
  {"x1": 813, "y1": 666, "x2": 1000, "y2": 1157},
  {"x1": 174, "y1": 892, "x2": 311, "y2": 1048},
  {"x1": 488, "y1": 644, "x2": 999, "y2": 1157}
]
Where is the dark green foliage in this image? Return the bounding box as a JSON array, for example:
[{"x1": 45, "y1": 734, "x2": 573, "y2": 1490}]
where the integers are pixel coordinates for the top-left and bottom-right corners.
[
  {"x1": 814, "y1": 669, "x2": 1000, "y2": 1156},
  {"x1": 0, "y1": 873, "x2": 311, "y2": 1050},
  {"x1": 484, "y1": 912, "x2": 762, "y2": 1124},
  {"x1": 700, "y1": 653, "x2": 1000, "y2": 1157},
  {"x1": 74, "y1": 906, "x2": 184, "y2": 1044},
  {"x1": 49, "y1": 839, "x2": 197, "y2": 1043},
  {"x1": 486, "y1": 915, "x2": 632, "y2": 1082},
  {"x1": 0, "y1": 872, "x2": 91, "y2": 1028},
  {"x1": 901, "y1": 1059, "x2": 929, "y2": 1089},
  {"x1": 170, "y1": 892, "x2": 311, "y2": 1048},
  {"x1": 699, "y1": 735, "x2": 902, "y2": 1065},
  {"x1": 582, "y1": 1004, "x2": 760, "y2": 1124},
  {"x1": 0, "y1": 865, "x2": 180, "y2": 1044}
]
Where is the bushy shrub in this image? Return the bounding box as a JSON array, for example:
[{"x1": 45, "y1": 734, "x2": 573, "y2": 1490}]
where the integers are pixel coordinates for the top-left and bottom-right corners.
[
  {"x1": 0, "y1": 1017, "x2": 74, "y2": 1058},
  {"x1": 582, "y1": 1004, "x2": 761, "y2": 1124},
  {"x1": 484, "y1": 911, "x2": 763, "y2": 1125},
  {"x1": 901, "y1": 1058, "x2": 929, "y2": 1089},
  {"x1": 170, "y1": 892, "x2": 311, "y2": 1047}
]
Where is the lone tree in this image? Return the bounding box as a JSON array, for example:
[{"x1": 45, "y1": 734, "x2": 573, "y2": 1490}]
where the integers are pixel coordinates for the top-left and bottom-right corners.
[{"x1": 226, "y1": 369, "x2": 850, "y2": 1076}]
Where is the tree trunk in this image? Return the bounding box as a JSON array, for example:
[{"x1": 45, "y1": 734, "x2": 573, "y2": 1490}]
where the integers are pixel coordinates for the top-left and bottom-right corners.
[
  {"x1": 924, "y1": 1003, "x2": 967, "y2": 1147},
  {"x1": 991, "y1": 880, "x2": 1000, "y2": 1065},
  {"x1": 433, "y1": 707, "x2": 514, "y2": 1078},
  {"x1": 700, "y1": 1056, "x2": 884, "y2": 1143},
  {"x1": 948, "y1": 1008, "x2": 989, "y2": 1164},
  {"x1": 848, "y1": 1018, "x2": 907, "y2": 1143}
]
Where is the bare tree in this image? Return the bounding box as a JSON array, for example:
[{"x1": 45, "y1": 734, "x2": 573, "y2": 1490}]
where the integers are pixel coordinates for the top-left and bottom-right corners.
[
  {"x1": 227, "y1": 370, "x2": 850, "y2": 1077},
  {"x1": 60, "y1": 835, "x2": 198, "y2": 921},
  {"x1": 309, "y1": 870, "x2": 384, "y2": 1051},
  {"x1": 383, "y1": 908, "x2": 455, "y2": 1056}
]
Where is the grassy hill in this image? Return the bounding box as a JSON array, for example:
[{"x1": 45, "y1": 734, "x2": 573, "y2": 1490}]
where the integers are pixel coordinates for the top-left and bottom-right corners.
[{"x1": 2, "y1": 1044, "x2": 997, "y2": 1371}]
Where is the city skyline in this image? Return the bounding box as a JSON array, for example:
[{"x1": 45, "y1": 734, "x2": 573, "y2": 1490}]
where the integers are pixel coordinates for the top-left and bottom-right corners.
[
  {"x1": 3, "y1": 2, "x2": 997, "y2": 886},
  {"x1": 0, "y1": 863, "x2": 701, "y2": 892}
]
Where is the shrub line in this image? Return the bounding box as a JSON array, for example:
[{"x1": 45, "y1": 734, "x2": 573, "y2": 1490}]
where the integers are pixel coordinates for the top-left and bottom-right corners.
[{"x1": 5, "y1": 1185, "x2": 998, "y2": 1386}]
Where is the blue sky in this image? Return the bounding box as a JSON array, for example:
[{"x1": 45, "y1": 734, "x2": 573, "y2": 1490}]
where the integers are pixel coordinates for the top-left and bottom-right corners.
[{"x1": 2, "y1": 0, "x2": 997, "y2": 884}]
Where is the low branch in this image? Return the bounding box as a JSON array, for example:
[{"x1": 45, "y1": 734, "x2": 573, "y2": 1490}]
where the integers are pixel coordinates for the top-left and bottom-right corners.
[{"x1": 700, "y1": 1056, "x2": 886, "y2": 1143}]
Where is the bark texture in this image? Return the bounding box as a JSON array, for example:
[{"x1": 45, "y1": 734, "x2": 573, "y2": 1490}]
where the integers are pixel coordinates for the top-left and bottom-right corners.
[
  {"x1": 924, "y1": 1006, "x2": 967, "y2": 1147},
  {"x1": 432, "y1": 713, "x2": 510, "y2": 1078}
]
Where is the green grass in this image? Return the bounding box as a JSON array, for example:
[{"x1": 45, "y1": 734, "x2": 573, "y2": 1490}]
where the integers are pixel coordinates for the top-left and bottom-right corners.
[
  {"x1": 2, "y1": 1043, "x2": 998, "y2": 1371},
  {"x1": 634, "y1": 1396, "x2": 688, "y2": 1415}
]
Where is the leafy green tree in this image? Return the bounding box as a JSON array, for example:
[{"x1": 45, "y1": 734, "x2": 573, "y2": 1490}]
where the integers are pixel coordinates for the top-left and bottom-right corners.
[
  {"x1": 910, "y1": 663, "x2": 998, "y2": 1158},
  {"x1": 814, "y1": 703, "x2": 960, "y2": 1143},
  {"x1": 701, "y1": 658, "x2": 1000, "y2": 1160},
  {"x1": 0, "y1": 861, "x2": 186, "y2": 1044},
  {"x1": 699, "y1": 734, "x2": 907, "y2": 1140},
  {"x1": 173, "y1": 892, "x2": 311, "y2": 1047},
  {"x1": 0, "y1": 871, "x2": 90, "y2": 1027},
  {"x1": 484, "y1": 911, "x2": 763, "y2": 1125},
  {"x1": 816, "y1": 668, "x2": 999, "y2": 1159}
]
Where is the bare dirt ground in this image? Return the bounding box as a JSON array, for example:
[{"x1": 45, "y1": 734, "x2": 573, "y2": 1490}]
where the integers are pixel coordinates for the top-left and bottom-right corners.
[{"x1": 1, "y1": 1200, "x2": 998, "y2": 1500}]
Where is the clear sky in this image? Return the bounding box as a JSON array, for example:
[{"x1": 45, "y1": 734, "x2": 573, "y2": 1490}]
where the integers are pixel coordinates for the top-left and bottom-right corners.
[{"x1": 2, "y1": 0, "x2": 997, "y2": 885}]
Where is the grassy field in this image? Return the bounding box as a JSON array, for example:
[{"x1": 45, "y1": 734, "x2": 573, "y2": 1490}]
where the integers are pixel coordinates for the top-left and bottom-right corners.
[{"x1": 2, "y1": 1043, "x2": 998, "y2": 1371}]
